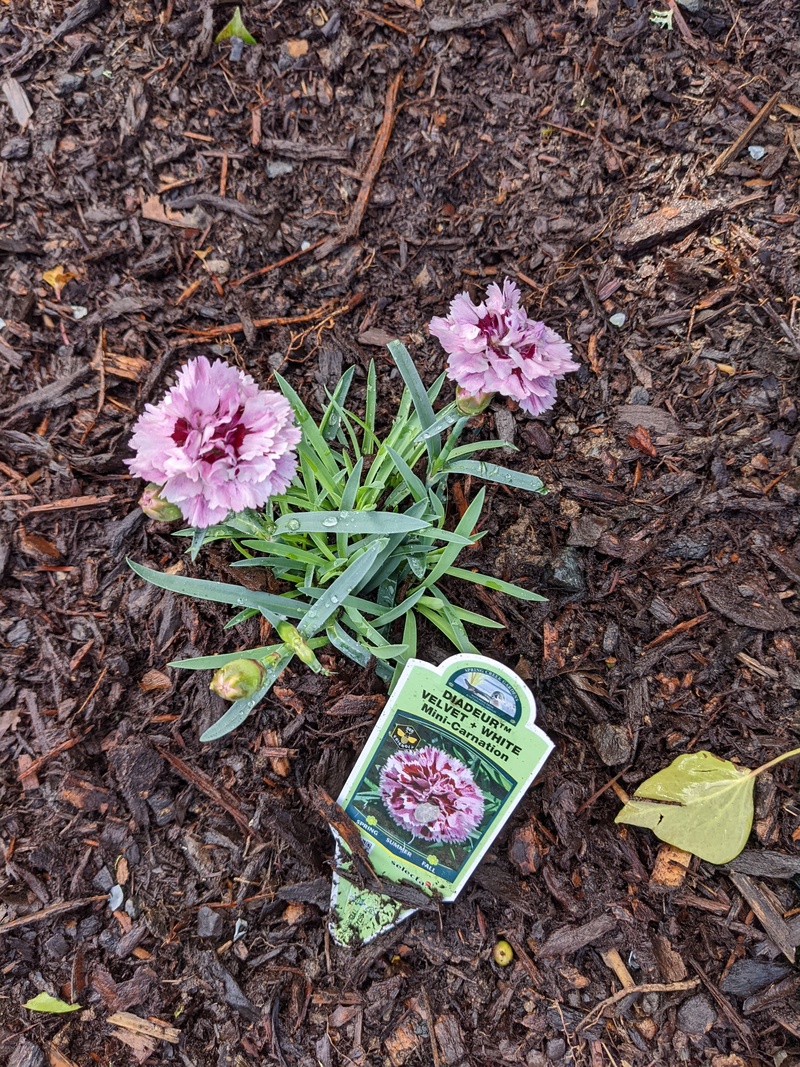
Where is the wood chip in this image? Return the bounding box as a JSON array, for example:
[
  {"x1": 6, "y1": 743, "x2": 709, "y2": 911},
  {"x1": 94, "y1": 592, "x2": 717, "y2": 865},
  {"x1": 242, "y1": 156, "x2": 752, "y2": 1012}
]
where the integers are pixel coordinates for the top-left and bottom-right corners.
[
  {"x1": 2, "y1": 78, "x2": 34, "y2": 128},
  {"x1": 729, "y1": 871, "x2": 798, "y2": 963},
  {"x1": 537, "y1": 913, "x2": 617, "y2": 957},
  {"x1": 106, "y1": 1012, "x2": 180, "y2": 1044},
  {"x1": 650, "y1": 842, "x2": 691, "y2": 888},
  {"x1": 613, "y1": 199, "x2": 726, "y2": 255},
  {"x1": 704, "y1": 578, "x2": 797, "y2": 631}
]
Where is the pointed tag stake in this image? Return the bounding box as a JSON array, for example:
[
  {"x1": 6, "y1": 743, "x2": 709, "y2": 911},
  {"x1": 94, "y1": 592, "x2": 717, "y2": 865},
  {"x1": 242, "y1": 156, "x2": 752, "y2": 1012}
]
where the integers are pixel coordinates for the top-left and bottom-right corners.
[{"x1": 329, "y1": 654, "x2": 553, "y2": 946}]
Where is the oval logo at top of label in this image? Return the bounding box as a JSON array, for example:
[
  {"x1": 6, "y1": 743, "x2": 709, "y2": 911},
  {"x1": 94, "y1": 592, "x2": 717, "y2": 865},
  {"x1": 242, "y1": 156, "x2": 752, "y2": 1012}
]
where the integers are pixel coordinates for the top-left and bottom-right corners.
[{"x1": 446, "y1": 667, "x2": 522, "y2": 722}]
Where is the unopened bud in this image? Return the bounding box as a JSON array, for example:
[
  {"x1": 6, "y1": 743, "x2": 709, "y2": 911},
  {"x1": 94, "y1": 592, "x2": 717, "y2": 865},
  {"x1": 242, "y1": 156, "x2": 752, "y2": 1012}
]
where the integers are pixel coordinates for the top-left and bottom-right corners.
[
  {"x1": 210, "y1": 658, "x2": 265, "y2": 701},
  {"x1": 492, "y1": 939, "x2": 514, "y2": 967},
  {"x1": 455, "y1": 386, "x2": 493, "y2": 417},
  {"x1": 277, "y1": 621, "x2": 317, "y2": 667},
  {"x1": 140, "y1": 484, "x2": 182, "y2": 523}
]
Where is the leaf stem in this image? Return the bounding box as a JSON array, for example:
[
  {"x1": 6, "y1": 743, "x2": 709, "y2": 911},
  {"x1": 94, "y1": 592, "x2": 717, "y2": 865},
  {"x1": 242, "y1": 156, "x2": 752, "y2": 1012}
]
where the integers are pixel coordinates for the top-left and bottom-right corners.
[{"x1": 750, "y1": 745, "x2": 800, "y2": 778}]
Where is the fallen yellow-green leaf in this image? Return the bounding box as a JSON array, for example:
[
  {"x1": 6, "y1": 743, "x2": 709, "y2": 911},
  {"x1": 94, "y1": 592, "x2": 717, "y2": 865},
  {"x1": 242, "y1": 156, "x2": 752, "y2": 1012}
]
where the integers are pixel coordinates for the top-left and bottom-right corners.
[
  {"x1": 615, "y1": 751, "x2": 755, "y2": 865},
  {"x1": 25, "y1": 992, "x2": 82, "y2": 1014},
  {"x1": 214, "y1": 7, "x2": 256, "y2": 44}
]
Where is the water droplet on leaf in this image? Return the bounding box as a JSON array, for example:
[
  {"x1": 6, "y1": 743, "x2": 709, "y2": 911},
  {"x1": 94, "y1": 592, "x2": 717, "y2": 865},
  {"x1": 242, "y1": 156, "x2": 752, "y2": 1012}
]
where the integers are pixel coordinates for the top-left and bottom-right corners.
[
  {"x1": 286, "y1": 518, "x2": 301, "y2": 532},
  {"x1": 322, "y1": 516, "x2": 338, "y2": 527}
]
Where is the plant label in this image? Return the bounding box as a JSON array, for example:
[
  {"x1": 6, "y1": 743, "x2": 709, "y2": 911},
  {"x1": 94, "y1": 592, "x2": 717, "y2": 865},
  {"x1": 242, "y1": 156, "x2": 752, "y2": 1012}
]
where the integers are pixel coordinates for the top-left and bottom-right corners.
[{"x1": 329, "y1": 653, "x2": 553, "y2": 946}]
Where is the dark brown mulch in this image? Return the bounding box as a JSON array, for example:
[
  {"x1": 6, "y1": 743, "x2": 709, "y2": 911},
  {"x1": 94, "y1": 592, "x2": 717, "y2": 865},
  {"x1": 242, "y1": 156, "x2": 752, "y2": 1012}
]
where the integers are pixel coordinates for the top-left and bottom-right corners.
[{"x1": 1, "y1": 0, "x2": 799, "y2": 1064}]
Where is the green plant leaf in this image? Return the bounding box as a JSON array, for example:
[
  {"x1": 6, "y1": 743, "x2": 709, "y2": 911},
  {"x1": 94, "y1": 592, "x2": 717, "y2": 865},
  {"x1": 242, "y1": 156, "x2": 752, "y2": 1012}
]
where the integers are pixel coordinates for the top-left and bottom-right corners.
[
  {"x1": 421, "y1": 487, "x2": 484, "y2": 588},
  {"x1": 445, "y1": 566, "x2": 547, "y2": 602},
  {"x1": 215, "y1": 6, "x2": 257, "y2": 44},
  {"x1": 25, "y1": 992, "x2": 82, "y2": 1014},
  {"x1": 615, "y1": 751, "x2": 756, "y2": 865},
  {"x1": 127, "y1": 559, "x2": 304, "y2": 619},
  {"x1": 297, "y1": 538, "x2": 388, "y2": 637},
  {"x1": 440, "y1": 459, "x2": 547, "y2": 494},
  {"x1": 387, "y1": 340, "x2": 440, "y2": 461},
  {"x1": 273, "y1": 511, "x2": 428, "y2": 537}
]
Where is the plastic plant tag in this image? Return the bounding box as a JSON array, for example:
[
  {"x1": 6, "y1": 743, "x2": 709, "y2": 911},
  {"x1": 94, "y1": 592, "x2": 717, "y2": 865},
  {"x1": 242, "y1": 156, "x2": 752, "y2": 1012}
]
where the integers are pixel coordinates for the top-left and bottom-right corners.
[{"x1": 329, "y1": 653, "x2": 553, "y2": 946}]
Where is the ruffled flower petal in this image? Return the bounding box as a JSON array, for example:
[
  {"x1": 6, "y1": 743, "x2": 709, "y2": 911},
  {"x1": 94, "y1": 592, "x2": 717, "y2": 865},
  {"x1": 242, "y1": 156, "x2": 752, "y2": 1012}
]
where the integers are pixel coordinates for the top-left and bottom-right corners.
[
  {"x1": 127, "y1": 356, "x2": 300, "y2": 528},
  {"x1": 429, "y1": 280, "x2": 579, "y2": 417}
]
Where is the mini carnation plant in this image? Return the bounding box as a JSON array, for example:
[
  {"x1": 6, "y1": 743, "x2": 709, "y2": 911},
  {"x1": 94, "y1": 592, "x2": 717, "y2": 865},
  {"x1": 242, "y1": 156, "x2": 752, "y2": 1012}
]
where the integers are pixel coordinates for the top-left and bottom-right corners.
[{"x1": 128, "y1": 283, "x2": 576, "y2": 741}]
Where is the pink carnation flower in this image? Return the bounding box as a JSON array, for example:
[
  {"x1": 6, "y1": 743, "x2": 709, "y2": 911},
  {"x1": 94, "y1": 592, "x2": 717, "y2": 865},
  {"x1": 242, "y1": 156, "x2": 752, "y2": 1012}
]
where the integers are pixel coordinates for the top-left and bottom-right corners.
[
  {"x1": 127, "y1": 356, "x2": 301, "y2": 528},
  {"x1": 379, "y1": 746, "x2": 485, "y2": 844},
  {"x1": 429, "y1": 279, "x2": 580, "y2": 416}
]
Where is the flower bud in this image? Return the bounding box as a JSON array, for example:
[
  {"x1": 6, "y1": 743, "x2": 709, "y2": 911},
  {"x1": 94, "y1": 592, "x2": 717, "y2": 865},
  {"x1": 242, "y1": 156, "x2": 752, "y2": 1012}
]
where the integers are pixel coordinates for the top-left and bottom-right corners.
[
  {"x1": 277, "y1": 622, "x2": 317, "y2": 667},
  {"x1": 210, "y1": 658, "x2": 265, "y2": 701},
  {"x1": 455, "y1": 386, "x2": 493, "y2": 417},
  {"x1": 139, "y1": 483, "x2": 182, "y2": 523},
  {"x1": 492, "y1": 939, "x2": 514, "y2": 967}
]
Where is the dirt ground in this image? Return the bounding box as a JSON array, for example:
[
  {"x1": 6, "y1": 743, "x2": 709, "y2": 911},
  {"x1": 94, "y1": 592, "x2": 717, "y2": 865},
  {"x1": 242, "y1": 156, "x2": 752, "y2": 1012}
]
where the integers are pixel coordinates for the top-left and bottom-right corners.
[{"x1": 1, "y1": 0, "x2": 799, "y2": 1064}]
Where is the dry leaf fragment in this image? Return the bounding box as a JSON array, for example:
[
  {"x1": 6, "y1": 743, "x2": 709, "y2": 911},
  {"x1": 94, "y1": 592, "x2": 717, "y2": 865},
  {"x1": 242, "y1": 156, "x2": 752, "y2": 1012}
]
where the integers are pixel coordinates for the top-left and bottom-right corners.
[
  {"x1": 285, "y1": 39, "x2": 309, "y2": 57},
  {"x1": 138, "y1": 669, "x2": 172, "y2": 692},
  {"x1": 42, "y1": 265, "x2": 77, "y2": 300},
  {"x1": 141, "y1": 195, "x2": 204, "y2": 230}
]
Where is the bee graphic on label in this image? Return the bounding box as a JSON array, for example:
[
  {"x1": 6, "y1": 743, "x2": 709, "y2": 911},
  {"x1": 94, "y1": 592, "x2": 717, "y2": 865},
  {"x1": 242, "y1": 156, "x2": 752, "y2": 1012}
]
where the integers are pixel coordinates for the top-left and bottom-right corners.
[{"x1": 391, "y1": 724, "x2": 420, "y2": 748}]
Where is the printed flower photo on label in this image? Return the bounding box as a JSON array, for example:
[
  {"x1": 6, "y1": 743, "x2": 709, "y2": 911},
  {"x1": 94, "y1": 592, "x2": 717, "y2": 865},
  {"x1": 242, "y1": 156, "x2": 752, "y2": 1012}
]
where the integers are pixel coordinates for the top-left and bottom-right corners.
[{"x1": 347, "y1": 713, "x2": 516, "y2": 878}]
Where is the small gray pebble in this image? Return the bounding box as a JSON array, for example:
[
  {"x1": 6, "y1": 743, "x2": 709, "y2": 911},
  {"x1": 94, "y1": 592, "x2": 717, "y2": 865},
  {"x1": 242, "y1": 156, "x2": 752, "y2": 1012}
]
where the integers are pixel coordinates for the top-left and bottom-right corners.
[
  {"x1": 266, "y1": 159, "x2": 293, "y2": 179},
  {"x1": 197, "y1": 905, "x2": 224, "y2": 939},
  {"x1": 6, "y1": 619, "x2": 31, "y2": 645},
  {"x1": 590, "y1": 722, "x2": 632, "y2": 766},
  {"x1": 677, "y1": 993, "x2": 716, "y2": 1035},
  {"x1": 1, "y1": 137, "x2": 30, "y2": 160}
]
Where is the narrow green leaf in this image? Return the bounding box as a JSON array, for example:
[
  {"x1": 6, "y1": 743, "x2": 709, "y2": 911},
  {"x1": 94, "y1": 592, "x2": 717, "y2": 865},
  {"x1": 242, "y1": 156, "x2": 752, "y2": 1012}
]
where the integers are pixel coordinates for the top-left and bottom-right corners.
[
  {"x1": 445, "y1": 566, "x2": 548, "y2": 602},
  {"x1": 326, "y1": 621, "x2": 372, "y2": 667},
  {"x1": 390, "y1": 609, "x2": 418, "y2": 690},
  {"x1": 364, "y1": 360, "x2": 378, "y2": 453},
  {"x1": 297, "y1": 538, "x2": 388, "y2": 637},
  {"x1": 421, "y1": 488, "x2": 484, "y2": 588},
  {"x1": 413, "y1": 402, "x2": 459, "y2": 442},
  {"x1": 170, "y1": 646, "x2": 285, "y2": 670},
  {"x1": 615, "y1": 751, "x2": 756, "y2": 865},
  {"x1": 387, "y1": 340, "x2": 440, "y2": 461},
  {"x1": 25, "y1": 993, "x2": 82, "y2": 1014},
  {"x1": 273, "y1": 510, "x2": 429, "y2": 536},
  {"x1": 443, "y1": 459, "x2": 547, "y2": 495},
  {"x1": 127, "y1": 559, "x2": 304, "y2": 618},
  {"x1": 384, "y1": 446, "x2": 427, "y2": 504},
  {"x1": 320, "y1": 366, "x2": 356, "y2": 441},
  {"x1": 448, "y1": 439, "x2": 518, "y2": 460},
  {"x1": 274, "y1": 372, "x2": 338, "y2": 476}
]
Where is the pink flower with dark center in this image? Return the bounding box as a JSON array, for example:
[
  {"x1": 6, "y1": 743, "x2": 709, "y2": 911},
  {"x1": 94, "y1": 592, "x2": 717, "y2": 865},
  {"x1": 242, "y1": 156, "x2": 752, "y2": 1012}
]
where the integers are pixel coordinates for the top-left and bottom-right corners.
[
  {"x1": 127, "y1": 356, "x2": 301, "y2": 528},
  {"x1": 379, "y1": 746, "x2": 485, "y2": 844},
  {"x1": 429, "y1": 279, "x2": 580, "y2": 416}
]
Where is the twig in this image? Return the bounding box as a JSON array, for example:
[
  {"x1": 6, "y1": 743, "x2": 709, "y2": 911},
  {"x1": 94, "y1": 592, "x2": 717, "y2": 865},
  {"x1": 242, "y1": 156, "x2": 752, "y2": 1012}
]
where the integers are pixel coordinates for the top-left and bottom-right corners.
[
  {"x1": 315, "y1": 71, "x2": 403, "y2": 259},
  {"x1": 689, "y1": 958, "x2": 754, "y2": 1049},
  {"x1": 0, "y1": 894, "x2": 107, "y2": 935},
  {"x1": 173, "y1": 293, "x2": 364, "y2": 345},
  {"x1": 708, "y1": 91, "x2": 781, "y2": 175},
  {"x1": 643, "y1": 612, "x2": 712, "y2": 650},
  {"x1": 577, "y1": 979, "x2": 699, "y2": 1030},
  {"x1": 157, "y1": 746, "x2": 264, "y2": 843},
  {"x1": 230, "y1": 238, "x2": 326, "y2": 287},
  {"x1": 665, "y1": 0, "x2": 695, "y2": 44},
  {"x1": 19, "y1": 730, "x2": 91, "y2": 781}
]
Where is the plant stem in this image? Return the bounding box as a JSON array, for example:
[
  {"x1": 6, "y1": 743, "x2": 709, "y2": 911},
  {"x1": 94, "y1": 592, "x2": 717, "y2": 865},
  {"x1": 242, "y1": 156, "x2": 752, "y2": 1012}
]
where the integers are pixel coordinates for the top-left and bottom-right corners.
[{"x1": 750, "y1": 745, "x2": 800, "y2": 778}]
